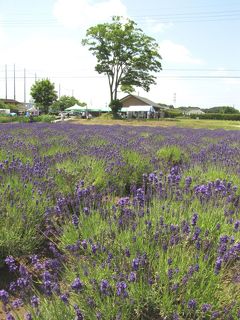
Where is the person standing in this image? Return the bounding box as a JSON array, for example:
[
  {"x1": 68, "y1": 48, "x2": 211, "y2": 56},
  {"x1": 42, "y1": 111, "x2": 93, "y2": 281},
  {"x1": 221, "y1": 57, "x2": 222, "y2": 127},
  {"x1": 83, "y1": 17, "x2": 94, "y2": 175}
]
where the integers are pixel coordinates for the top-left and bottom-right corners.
[{"x1": 60, "y1": 112, "x2": 65, "y2": 122}]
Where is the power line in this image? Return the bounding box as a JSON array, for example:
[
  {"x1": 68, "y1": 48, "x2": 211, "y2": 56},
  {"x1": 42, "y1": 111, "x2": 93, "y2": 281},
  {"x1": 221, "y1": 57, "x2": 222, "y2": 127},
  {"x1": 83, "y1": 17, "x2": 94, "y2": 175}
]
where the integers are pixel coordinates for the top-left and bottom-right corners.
[
  {"x1": 1, "y1": 8, "x2": 240, "y2": 28},
  {"x1": 1, "y1": 75, "x2": 240, "y2": 80}
]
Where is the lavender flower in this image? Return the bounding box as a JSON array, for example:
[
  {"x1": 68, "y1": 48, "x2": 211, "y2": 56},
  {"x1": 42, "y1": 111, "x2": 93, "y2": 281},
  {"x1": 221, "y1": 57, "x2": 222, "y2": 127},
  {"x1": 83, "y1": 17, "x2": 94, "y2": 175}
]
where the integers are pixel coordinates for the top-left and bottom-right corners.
[
  {"x1": 128, "y1": 272, "x2": 137, "y2": 282},
  {"x1": 188, "y1": 299, "x2": 197, "y2": 309},
  {"x1": 73, "y1": 304, "x2": 84, "y2": 320},
  {"x1": 100, "y1": 279, "x2": 110, "y2": 295},
  {"x1": 116, "y1": 281, "x2": 128, "y2": 298},
  {"x1": 30, "y1": 295, "x2": 39, "y2": 308},
  {"x1": 11, "y1": 298, "x2": 23, "y2": 309},
  {"x1": 71, "y1": 277, "x2": 84, "y2": 292},
  {"x1": 0, "y1": 290, "x2": 9, "y2": 304},
  {"x1": 72, "y1": 214, "x2": 79, "y2": 228},
  {"x1": 202, "y1": 303, "x2": 212, "y2": 312},
  {"x1": 132, "y1": 258, "x2": 140, "y2": 271},
  {"x1": 214, "y1": 257, "x2": 223, "y2": 275},
  {"x1": 60, "y1": 293, "x2": 69, "y2": 304},
  {"x1": 5, "y1": 256, "x2": 18, "y2": 272}
]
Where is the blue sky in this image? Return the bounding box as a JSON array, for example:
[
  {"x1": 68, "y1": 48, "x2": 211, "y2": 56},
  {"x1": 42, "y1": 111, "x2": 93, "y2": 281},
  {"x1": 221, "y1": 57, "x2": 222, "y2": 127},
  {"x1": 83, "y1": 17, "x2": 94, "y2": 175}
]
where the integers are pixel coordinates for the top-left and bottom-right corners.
[{"x1": 1, "y1": 0, "x2": 240, "y2": 109}]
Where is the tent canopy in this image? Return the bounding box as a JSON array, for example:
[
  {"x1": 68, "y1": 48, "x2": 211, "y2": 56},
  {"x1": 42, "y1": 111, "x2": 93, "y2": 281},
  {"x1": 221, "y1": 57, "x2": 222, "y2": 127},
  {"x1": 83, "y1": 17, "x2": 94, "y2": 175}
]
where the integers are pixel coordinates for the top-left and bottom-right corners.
[
  {"x1": 65, "y1": 105, "x2": 111, "y2": 113},
  {"x1": 65, "y1": 104, "x2": 84, "y2": 111},
  {"x1": 28, "y1": 106, "x2": 38, "y2": 111},
  {"x1": 87, "y1": 106, "x2": 111, "y2": 112},
  {"x1": 121, "y1": 105, "x2": 155, "y2": 112}
]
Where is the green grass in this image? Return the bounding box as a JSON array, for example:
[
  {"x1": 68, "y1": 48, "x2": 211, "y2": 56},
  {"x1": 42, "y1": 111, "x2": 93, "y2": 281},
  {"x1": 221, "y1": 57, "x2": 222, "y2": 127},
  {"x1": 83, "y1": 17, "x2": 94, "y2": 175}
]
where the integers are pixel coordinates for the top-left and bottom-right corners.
[
  {"x1": 71, "y1": 117, "x2": 240, "y2": 130},
  {"x1": 156, "y1": 145, "x2": 188, "y2": 165},
  {"x1": 0, "y1": 177, "x2": 48, "y2": 263}
]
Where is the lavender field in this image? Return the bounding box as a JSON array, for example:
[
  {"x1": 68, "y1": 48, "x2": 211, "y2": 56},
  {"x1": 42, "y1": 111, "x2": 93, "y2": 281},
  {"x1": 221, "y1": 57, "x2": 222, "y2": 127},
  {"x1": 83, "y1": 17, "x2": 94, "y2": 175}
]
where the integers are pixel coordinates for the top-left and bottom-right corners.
[{"x1": 0, "y1": 123, "x2": 240, "y2": 320}]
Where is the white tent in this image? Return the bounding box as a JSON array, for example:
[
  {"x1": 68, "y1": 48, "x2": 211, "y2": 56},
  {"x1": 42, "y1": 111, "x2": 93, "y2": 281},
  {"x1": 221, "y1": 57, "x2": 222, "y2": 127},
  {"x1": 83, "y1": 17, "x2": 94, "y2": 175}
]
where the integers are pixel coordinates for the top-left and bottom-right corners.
[
  {"x1": 28, "y1": 106, "x2": 39, "y2": 116},
  {"x1": 65, "y1": 104, "x2": 85, "y2": 112}
]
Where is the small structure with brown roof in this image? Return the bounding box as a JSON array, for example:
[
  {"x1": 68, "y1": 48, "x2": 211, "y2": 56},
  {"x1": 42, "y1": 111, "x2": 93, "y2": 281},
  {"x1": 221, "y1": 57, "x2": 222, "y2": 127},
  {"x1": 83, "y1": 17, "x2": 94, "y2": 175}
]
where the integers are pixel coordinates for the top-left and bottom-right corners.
[
  {"x1": 0, "y1": 99, "x2": 27, "y2": 114},
  {"x1": 120, "y1": 94, "x2": 169, "y2": 111},
  {"x1": 119, "y1": 94, "x2": 169, "y2": 118}
]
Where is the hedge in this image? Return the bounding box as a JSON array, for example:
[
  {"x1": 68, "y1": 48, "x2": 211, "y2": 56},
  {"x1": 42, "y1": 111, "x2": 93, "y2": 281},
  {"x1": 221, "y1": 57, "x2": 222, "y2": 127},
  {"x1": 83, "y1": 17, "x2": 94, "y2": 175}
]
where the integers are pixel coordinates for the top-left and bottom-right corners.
[
  {"x1": 190, "y1": 113, "x2": 240, "y2": 121},
  {"x1": 164, "y1": 110, "x2": 183, "y2": 118}
]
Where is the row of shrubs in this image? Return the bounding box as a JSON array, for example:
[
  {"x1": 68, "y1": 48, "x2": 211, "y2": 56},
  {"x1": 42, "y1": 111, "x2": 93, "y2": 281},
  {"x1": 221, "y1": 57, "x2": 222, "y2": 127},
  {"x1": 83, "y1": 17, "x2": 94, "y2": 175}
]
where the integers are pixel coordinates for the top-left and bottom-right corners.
[
  {"x1": 190, "y1": 113, "x2": 240, "y2": 120},
  {"x1": 163, "y1": 111, "x2": 240, "y2": 121},
  {"x1": 164, "y1": 110, "x2": 183, "y2": 118},
  {"x1": 0, "y1": 114, "x2": 55, "y2": 123}
]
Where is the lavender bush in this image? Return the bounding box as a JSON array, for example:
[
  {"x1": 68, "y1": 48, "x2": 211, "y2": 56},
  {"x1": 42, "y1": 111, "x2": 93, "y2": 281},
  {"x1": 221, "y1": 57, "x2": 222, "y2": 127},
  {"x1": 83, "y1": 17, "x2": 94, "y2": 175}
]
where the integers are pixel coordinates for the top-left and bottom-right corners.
[{"x1": 0, "y1": 123, "x2": 239, "y2": 319}]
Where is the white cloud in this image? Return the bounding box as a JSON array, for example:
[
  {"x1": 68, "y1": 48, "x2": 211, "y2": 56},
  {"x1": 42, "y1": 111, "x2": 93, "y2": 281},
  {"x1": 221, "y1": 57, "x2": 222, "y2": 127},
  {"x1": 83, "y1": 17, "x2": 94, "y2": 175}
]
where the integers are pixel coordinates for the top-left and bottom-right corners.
[
  {"x1": 143, "y1": 19, "x2": 173, "y2": 34},
  {"x1": 53, "y1": 0, "x2": 128, "y2": 29},
  {"x1": 0, "y1": 33, "x2": 108, "y2": 104},
  {"x1": 159, "y1": 40, "x2": 204, "y2": 65}
]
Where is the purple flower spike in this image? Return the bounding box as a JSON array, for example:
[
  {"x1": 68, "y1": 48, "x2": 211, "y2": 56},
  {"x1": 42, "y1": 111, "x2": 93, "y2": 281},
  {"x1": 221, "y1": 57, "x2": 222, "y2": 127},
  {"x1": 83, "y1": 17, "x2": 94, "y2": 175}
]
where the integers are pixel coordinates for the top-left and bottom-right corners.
[
  {"x1": 116, "y1": 281, "x2": 128, "y2": 298},
  {"x1": 73, "y1": 304, "x2": 84, "y2": 320},
  {"x1": 100, "y1": 279, "x2": 110, "y2": 295},
  {"x1": 72, "y1": 214, "x2": 79, "y2": 228},
  {"x1": 5, "y1": 256, "x2": 18, "y2": 272},
  {"x1": 132, "y1": 258, "x2": 140, "y2": 271},
  {"x1": 202, "y1": 304, "x2": 212, "y2": 312},
  {"x1": 24, "y1": 313, "x2": 33, "y2": 320},
  {"x1": 214, "y1": 257, "x2": 222, "y2": 275},
  {"x1": 188, "y1": 299, "x2": 197, "y2": 309},
  {"x1": 30, "y1": 295, "x2": 39, "y2": 308},
  {"x1": 0, "y1": 290, "x2": 9, "y2": 305},
  {"x1": 71, "y1": 277, "x2": 84, "y2": 292}
]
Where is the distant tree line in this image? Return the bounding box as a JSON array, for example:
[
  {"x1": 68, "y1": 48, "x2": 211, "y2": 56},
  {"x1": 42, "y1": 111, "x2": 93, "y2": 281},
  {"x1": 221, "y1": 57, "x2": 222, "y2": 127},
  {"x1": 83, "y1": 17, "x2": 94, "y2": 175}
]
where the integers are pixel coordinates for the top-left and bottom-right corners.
[
  {"x1": 204, "y1": 106, "x2": 239, "y2": 114},
  {"x1": 174, "y1": 106, "x2": 239, "y2": 114}
]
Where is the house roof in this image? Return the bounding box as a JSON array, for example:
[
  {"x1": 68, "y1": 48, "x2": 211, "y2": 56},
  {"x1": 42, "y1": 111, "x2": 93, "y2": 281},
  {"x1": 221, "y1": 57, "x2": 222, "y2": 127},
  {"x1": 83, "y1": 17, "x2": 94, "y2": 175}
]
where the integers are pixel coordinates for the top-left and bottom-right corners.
[
  {"x1": 120, "y1": 94, "x2": 169, "y2": 110},
  {"x1": 186, "y1": 109, "x2": 205, "y2": 115},
  {"x1": 0, "y1": 99, "x2": 22, "y2": 105}
]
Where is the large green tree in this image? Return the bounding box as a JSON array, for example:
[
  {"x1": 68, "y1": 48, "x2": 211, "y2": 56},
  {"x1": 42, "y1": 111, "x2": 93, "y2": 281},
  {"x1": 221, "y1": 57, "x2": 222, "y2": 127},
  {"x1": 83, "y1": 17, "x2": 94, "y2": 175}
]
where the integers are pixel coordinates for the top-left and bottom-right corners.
[
  {"x1": 82, "y1": 16, "x2": 162, "y2": 111},
  {"x1": 50, "y1": 95, "x2": 86, "y2": 114},
  {"x1": 30, "y1": 79, "x2": 58, "y2": 114}
]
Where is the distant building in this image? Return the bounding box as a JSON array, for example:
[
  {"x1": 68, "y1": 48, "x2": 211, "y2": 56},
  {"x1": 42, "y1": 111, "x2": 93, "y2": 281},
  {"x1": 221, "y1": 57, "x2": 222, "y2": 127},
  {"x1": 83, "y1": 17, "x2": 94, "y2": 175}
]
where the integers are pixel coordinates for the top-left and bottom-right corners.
[
  {"x1": 119, "y1": 94, "x2": 169, "y2": 119},
  {"x1": 0, "y1": 99, "x2": 22, "y2": 106},
  {"x1": 185, "y1": 109, "x2": 205, "y2": 116},
  {"x1": 0, "y1": 108, "x2": 10, "y2": 114},
  {"x1": 0, "y1": 99, "x2": 27, "y2": 114}
]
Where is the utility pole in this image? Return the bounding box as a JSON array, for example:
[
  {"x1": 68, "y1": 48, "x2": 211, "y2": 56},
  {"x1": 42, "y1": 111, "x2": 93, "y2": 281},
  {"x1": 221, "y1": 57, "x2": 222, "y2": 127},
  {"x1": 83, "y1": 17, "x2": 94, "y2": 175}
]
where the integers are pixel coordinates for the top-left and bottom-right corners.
[
  {"x1": 58, "y1": 84, "x2": 61, "y2": 98},
  {"x1": 5, "y1": 64, "x2": 8, "y2": 100},
  {"x1": 173, "y1": 92, "x2": 176, "y2": 108},
  {"x1": 13, "y1": 64, "x2": 16, "y2": 100},
  {"x1": 24, "y1": 68, "x2": 26, "y2": 104}
]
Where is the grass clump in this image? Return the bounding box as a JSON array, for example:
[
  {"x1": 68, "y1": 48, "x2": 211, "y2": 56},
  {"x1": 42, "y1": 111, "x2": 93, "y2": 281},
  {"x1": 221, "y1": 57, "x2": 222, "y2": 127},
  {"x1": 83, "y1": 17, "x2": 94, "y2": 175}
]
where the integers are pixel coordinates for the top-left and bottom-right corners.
[{"x1": 157, "y1": 145, "x2": 188, "y2": 165}]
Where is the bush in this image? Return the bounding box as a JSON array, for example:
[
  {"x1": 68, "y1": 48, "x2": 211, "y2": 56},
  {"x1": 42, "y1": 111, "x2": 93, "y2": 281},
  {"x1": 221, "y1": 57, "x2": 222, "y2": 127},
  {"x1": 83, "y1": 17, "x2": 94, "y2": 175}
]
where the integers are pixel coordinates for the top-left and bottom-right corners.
[
  {"x1": 32, "y1": 115, "x2": 56, "y2": 122},
  {"x1": 0, "y1": 101, "x2": 9, "y2": 109},
  {"x1": 0, "y1": 116, "x2": 19, "y2": 123},
  {"x1": 164, "y1": 110, "x2": 183, "y2": 118}
]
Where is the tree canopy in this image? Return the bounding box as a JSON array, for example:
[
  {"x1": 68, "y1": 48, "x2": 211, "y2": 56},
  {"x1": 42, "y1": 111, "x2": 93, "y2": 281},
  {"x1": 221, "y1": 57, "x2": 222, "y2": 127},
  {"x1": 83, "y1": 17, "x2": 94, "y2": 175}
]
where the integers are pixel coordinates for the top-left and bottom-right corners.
[
  {"x1": 30, "y1": 79, "x2": 58, "y2": 114},
  {"x1": 205, "y1": 106, "x2": 239, "y2": 114},
  {"x1": 82, "y1": 16, "x2": 162, "y2": 111}
]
